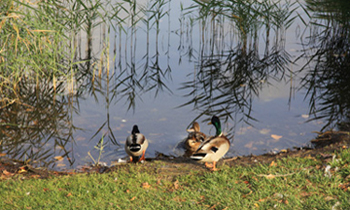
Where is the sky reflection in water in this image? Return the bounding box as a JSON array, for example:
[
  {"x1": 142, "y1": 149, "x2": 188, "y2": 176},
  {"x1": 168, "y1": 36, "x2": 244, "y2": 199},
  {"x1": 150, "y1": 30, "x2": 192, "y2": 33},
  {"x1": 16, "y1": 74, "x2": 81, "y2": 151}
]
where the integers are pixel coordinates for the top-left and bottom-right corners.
[{"x1": 3, "y1": 0, "x2": 349, "y2": 170}]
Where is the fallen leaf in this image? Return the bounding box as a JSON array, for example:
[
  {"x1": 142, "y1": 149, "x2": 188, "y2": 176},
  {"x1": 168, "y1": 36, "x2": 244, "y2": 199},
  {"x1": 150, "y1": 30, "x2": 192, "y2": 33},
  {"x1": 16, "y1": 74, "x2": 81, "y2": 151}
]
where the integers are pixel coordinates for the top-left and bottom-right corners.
[
  {"x1": 301, "y1": 114, "x2": 309, "y2": 119},
  {"x1": 66, "y1": 192, "x2": 73, "y2": 197},
  {"x1": 3, "y1": 170, "x2": 14, "y2": 176},
  {"x1": 254, "y1": 203, "x2": 259, "y2": 207},
  {"x1": 126, "y1": 189, "x2": 130, "y2": 193},
  {"x1": 141, "y1": 182, "x2": 151, "y2": 189},
  {"x1": 270, "y1": 161, "x2": 277, "y2": 167},
  {"x1": 130, "y1": 196, "x2": 136, "y2": 201},
  {"x1": 54, "y1": 156, "x2": 64, "y2": 161},
  {"x1": 271, "y1": 134, "x2": 282, "y2": 140},
  {"x1": 265, "y1": 174, "x2": 276, "y2": 179},
  {"x1": 324, "y1": 196, "x2": 335, "y2": 201},
  {"x1": 172, "y1": 196, "x2": 186, "y2": 202},
  {"x1": 18, "y1": 167, "x2": 27, "y2": 173},
  {"x1": 300, "y1": 192, "x2": 311, "y2": 197},
  {"x1": 30, "y1": 175, "x2": 41, "y2": 179},
  {"x1": 43, "y1": 188, "x2": 49, "y2": 192},
  {"x1": 280, "y1": 149, "x2": 287, "y2": 153},
  {"x1": 173, "y1": 180, "x2": 179, "y2": 190},
  {"x1": 56, "y1": 163, "x2": 66, "y2": 167},
  {"x1": 0, "y1": 153, "x2": 6, "y2": 157}
]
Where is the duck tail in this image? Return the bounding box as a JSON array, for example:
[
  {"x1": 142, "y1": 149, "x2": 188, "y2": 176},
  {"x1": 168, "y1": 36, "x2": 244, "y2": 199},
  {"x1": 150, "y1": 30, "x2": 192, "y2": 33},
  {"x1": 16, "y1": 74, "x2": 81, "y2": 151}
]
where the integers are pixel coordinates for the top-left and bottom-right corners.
[{"x1": 190, "y1": 153, "x2": 207, "y2": 161}]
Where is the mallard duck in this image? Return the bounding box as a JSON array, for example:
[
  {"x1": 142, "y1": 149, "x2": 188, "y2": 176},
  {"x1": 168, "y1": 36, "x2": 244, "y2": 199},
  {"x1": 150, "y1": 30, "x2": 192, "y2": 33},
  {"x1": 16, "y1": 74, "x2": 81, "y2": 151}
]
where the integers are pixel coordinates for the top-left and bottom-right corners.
[
  {"x1": 190, "y1": 116, "x2": 230, "y2": 171},
  {"x1": 125, "y1": 125, "x2": 149, "y2": 163},
  {"x1": 185, "y1": 122, "x2": 207, "y2": 152}
]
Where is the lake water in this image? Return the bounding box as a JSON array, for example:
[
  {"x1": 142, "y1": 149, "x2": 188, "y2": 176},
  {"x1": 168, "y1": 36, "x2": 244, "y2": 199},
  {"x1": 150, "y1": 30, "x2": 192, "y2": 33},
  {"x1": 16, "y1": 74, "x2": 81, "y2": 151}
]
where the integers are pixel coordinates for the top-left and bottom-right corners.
[{"x1": 2, "y1": 0, "x2": 349, "y2": 170}]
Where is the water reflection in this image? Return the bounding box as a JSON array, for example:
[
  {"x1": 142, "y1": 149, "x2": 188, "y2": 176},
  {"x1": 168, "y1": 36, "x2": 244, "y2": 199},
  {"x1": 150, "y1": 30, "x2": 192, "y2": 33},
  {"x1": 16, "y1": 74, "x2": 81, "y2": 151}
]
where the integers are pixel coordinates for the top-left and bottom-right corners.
[
  {"x1": 298, "y1": 0, "x2": 350, "y2": 130},
  {"x1": 179, "y1": 0, "x2": 297, "y2": 132},
  {"x1": 1, "y1": 0, "x2": 349, "y2": 170},
  {"x1": 0, "y1": 80, "x2": 75, "y2": 168}
]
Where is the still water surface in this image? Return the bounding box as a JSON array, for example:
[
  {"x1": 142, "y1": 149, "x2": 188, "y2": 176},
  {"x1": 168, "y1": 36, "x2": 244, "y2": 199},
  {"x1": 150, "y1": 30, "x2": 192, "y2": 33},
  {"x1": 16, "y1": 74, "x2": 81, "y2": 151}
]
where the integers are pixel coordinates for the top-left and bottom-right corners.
[{"x1": 2, "y1": 0, "x2": 349, "y2": 170}]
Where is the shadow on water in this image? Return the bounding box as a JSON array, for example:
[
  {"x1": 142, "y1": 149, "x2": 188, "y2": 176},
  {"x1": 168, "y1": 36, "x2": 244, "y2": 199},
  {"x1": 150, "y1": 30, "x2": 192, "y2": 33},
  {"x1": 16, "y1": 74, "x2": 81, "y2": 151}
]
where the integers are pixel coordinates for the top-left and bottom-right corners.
[
  {"x1": 1, "y1": 0, "x2": 350, "y2": 169},
  {"x1": 297, "y1": 0, "x2": 350, "y2": 131}
]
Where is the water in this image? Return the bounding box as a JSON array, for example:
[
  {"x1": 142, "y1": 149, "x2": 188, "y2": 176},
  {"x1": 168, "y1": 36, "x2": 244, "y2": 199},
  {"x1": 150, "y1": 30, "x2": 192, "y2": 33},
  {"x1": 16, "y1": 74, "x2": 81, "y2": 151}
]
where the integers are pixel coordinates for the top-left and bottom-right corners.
[{"x1": 1, "y1": 0, "x2": 349, "y2": 170}]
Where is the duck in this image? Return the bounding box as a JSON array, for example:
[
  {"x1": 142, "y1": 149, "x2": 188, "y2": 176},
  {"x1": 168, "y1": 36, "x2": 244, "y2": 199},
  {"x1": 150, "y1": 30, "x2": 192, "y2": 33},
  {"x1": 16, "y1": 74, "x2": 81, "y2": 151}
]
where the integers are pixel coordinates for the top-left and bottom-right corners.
[
  {"x1": 125, "y1": 125, "x2": 149, "y2": 163},
  {"x1": 190, "y1": 116, "x2": 230, "y2": 171},
  {"x1": 184, "y1": 121, "x2": 207, "y2": 153}
]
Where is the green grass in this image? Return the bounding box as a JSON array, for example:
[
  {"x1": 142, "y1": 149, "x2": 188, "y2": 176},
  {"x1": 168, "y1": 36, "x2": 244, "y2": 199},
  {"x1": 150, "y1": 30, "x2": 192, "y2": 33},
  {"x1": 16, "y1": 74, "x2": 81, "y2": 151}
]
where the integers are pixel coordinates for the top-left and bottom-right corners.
[{"x1": 1, "y1": 149, "x2": 350, "y2": 209}]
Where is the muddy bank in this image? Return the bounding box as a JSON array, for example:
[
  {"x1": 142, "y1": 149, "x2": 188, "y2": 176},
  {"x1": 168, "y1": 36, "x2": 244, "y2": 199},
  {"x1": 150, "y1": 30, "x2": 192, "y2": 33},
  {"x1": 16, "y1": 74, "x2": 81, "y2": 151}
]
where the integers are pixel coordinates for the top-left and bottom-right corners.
[{"x1": 1, "y1": 130, "x2": 349, "y2": 180}]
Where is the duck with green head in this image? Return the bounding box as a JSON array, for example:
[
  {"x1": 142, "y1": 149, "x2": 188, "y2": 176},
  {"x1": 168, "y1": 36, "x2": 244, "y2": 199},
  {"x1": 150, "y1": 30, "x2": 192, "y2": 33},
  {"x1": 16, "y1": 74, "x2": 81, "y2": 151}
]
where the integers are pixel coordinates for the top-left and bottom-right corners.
[
  {"x1": 125, "y1": 125, "x2": 149, "y2": 163},
  {"x1": 190, "y1": 116, "x2": 230, "y2": 171}
]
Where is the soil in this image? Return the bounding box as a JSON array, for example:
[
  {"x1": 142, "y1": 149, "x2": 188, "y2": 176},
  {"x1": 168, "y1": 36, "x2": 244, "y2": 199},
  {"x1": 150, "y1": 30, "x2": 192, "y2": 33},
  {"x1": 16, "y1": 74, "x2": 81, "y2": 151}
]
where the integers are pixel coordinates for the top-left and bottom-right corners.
[{"x1": 1, "y1": 130, "x2": 349, "y2": 180}]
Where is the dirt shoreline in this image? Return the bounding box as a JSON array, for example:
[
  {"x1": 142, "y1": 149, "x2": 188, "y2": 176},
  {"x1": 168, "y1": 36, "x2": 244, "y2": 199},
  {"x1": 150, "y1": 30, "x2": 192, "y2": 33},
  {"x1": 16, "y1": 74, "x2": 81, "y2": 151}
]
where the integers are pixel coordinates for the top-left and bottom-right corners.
[{"x1": 1, "y1": 130, "x2": 349, "y2": 180}]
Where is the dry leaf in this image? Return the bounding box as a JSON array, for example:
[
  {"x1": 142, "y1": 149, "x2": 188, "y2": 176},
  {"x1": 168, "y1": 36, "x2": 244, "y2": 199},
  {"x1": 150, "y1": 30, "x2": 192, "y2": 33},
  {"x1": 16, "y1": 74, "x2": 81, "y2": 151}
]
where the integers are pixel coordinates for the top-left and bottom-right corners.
[
  {"x1": 300, "y1": 192, "x2": 311, "y2": 197},
  {"x1": 265, "y1": 174, "x2": 276, "y2": 179},
  {"x1": 3, "y1": 170, "x2": 14, "y2": 176},
  {"x1": 141, "y1": 182, "x2": 151, "y2": 189},
  {"x1": 56, "y1": 163, "x2": 66, "y2": 167},
  {"x1": 54, "y1": 156, "x2": 64, "y2": 161},
  {"x1": 173, "y1": 180, "x2": 179, "y2": 189},
  {"x1": 43, "y1": 188, "x2": 49, "y2": 192},
  {"x1": 271, "y1": 134, "x2": 282, "y2": 140},
  {"x1": 270, "y1": 161, "x2": 277, "y2": 167},
  {"x1": 301, "y1": 114, "x2": 309, "y2": 119},
  {"x1": 30, "y1": 175, "x2": 41, "y2": 179},
  {"x1": 126, "y1": 189, "x2": 130, "y2": 193},
  {"x1": 18, "y1": 167, "x2": 27, "y2": 173},
  {"x1": 66, "y1": 192, "x2": 73, "y2": 197},
  {"x1": 324, "y1": 196, "x2": 335, "y2": 201},
  {"x1": 280, "y1": 149, "x2": 287, "y2": 153},
  {"x1": 130, "y1": 196, "x2": 136, "y2": 201},
  {"x1": 0, "y1": 153, "x2": 6, "y2": 157}
]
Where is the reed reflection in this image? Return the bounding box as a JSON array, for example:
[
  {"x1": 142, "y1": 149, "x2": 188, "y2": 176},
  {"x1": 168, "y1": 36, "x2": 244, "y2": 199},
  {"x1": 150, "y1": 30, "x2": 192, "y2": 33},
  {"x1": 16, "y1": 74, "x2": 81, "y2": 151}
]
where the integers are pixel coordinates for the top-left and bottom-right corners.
[
  {"x1": 0, "y1": 80, "x2": 76, "y2": 168},
  {"x1": 70, "y1": 0, "x2": 174, "y2": 160},
  {"x1": 298, "y1": 0, "x2": 350, "y2": 130},
  {"x1": 179, "y1": 0, "x2": 297, "y2": 133}
]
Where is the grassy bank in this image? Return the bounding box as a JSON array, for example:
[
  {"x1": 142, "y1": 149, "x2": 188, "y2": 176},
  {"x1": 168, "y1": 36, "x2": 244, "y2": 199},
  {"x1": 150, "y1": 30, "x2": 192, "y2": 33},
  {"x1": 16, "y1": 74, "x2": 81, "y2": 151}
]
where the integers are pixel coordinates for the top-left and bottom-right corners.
[{"x1": 1, "y1": 149, "x2": 349, "y2": 209}]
